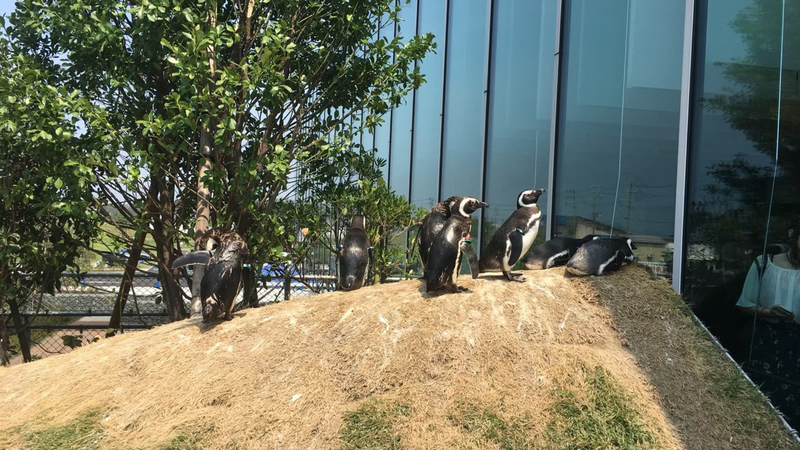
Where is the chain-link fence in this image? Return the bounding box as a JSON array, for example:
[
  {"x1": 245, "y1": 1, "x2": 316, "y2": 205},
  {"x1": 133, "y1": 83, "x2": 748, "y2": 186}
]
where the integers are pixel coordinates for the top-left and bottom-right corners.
[{"x1": 6, "y1": 270, "x2": 338, "y2": 365}]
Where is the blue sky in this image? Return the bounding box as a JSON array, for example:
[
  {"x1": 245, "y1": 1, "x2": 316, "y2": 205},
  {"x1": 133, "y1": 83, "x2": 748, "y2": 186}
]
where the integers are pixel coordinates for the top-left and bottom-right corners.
[{"x1": 0, "y1": 0, "x2": 15, "y2": 18}]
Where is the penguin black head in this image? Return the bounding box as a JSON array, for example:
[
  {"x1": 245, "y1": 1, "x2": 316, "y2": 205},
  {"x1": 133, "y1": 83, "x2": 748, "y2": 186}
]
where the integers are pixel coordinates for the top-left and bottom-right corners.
[
  {"x1": 620, "y1": 237, "x2": 637, "y2": 260},
  {"x1": 517, "y1": 188, "x2": 547, "y2": 209},
  {"x1": 350, "y1": 214, "x2": 366, "y2": 230},
  {"x1": 449, "y1": 197, "x2": 489, "y2": 217}
]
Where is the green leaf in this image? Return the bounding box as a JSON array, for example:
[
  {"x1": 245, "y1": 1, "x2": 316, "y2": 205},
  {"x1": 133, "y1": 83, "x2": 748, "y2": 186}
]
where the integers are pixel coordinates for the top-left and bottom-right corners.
[{"x1": 54, "y1": 178, "x2": 63, "y2": 189}]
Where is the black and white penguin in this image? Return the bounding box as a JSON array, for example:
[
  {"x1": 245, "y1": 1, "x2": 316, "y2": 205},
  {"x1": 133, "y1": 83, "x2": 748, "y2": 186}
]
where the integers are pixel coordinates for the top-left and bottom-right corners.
[
  {"x1": 172, "y1": 229, "x2": 251, "y2": 322},
  {"x1": 417, "y1": 196, "x2": 457, "y2": 271},
  {"x1": 338, "y1": 214, "x2": 371, "y2": 291},
  {"x1": 565, "y1": 237, "x2": 636, "y2": 276},
  {"x1": 425, "y1": 197, "x2": 488, "y2": 292},
  {"x1": 522, "y1": 235, "x2": 596, "y2": 270},
  {"x1": 479, "y1": 188, "x2": 546, "y2": 282}
]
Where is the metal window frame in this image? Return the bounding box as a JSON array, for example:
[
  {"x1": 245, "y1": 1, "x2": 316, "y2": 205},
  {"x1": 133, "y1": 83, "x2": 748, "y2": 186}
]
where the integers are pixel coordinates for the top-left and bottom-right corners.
[
  {"x1": 436, "y1": 0, "x2": 451, "y2": 201},
  {"x1": 386, "y1": 1, "x2": 399, "y2": 187},
  {"x1": 478, "y1": 0, "x2": 496, "y2": 251},
  {"x1": 408, "y1": 0, "x2": 421, "y2": 202},
  {"x1": 546, "y1": 0, "x2": 567, "y2": 240},
  {"x1": 672, "y1": 0, "x2": 697, "y2": 292}
]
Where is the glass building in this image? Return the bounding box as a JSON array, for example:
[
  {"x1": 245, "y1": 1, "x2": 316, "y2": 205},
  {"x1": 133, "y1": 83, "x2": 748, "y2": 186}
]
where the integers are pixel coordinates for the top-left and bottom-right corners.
[{"x1": 362, "y1": 0, "x2": 800, "y2": 430}]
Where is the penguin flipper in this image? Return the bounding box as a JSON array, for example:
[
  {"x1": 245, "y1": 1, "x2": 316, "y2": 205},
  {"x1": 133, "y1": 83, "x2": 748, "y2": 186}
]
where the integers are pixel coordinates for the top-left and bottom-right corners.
[
  {"x1": 507, "y1": 230, "x2": 524, "y2": 268},
  {"x1": 460, "y1": 240, "x2": 480, "y2": 279}
]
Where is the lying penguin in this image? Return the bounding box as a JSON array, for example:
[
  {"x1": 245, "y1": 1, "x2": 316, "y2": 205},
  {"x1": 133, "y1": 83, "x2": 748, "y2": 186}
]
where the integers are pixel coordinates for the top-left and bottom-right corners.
[
  {"x1": 172, "y1": 229, "x2": 252, "y2": 322},
  {"x1": 425, "y1": 197, "x2": 487, "y2": 292},
  {"x1": 479, "y1": 189, "x2": 546, "y2": 282},
  {"x1": 523, "y1": 235, "x2": 596, "y2": 270},
  {"x1": 338, "y1": 214, "x2": 372, "y2": 291},
  {"x1": 565, "y1": 237, "x2": 636, "y2": 276},
  {"x1": 417, "y1": 196, "x2": 457, "y2": 271}
]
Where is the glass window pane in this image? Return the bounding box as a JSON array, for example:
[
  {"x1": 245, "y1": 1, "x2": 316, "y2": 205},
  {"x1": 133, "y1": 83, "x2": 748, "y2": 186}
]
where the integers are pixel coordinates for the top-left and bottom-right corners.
[
  {"x1": 685, "y1": 0, "x2": 800, "y2": 429},
  {"x1": 389, "y1": 0, "x2": 418, "y2": 199},
  {"x1": 482, "y1": 0, "x2": 557, "y2": 247},
  {"x1": 410, "y1": 0, "x2": 447, "y2": 209},
  {"x1": 554, "y1": 0, "x2": 683, "y2": 277},
  {"x1": 439, "y1": 0, "x2": 489, "y2": 200}
]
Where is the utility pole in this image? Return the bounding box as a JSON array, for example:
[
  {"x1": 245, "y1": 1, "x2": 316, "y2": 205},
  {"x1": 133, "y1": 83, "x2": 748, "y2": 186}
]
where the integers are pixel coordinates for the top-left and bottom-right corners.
[
  {"x1": 591, "y1": 186, "x2": 600, "y2": 234},
  {"x1": 625, "y1": 182, "x2": 633, "y2": 233}
]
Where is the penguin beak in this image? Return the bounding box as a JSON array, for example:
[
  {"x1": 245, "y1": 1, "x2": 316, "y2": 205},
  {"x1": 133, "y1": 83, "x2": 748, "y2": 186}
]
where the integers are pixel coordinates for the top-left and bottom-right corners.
[
  {"x1": 537, "y1": 189, "x2": 547, "y2": 195},
  {"x1": 477, "y1": 201, "x2": 489, "y2": 209}
]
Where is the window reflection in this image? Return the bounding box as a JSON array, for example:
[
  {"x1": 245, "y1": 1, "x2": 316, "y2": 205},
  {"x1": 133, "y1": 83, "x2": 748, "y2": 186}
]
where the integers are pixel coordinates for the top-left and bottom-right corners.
[
  {"x1": 685, "y1": 0, "x2": 800, "y2": 429},
  {"x1": 389, "y1": 0, "x2": 418, "y2": 198},
  {"x1": 439, "y1": 0, "x2": 489, "y2": 200},
  {"x1": 554, "y1": 0, "x2": 683, "y2": 278},
  {"x1": 410, "y1": 0, "x2": 447, "y2": 209},
  {"x1": 482, "y1": 0, "x2": 556, "y2": 250}
]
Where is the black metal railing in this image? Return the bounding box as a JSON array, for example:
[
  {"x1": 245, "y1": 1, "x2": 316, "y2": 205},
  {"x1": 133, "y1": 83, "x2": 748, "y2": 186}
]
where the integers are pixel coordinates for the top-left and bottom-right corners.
[{"x1": 5, "y1": 270, "x2": 338, "y2": 364}]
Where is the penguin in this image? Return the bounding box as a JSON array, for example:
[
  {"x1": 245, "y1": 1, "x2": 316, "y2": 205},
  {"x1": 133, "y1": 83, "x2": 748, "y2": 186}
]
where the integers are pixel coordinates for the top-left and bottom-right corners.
[
  {"x1": 565, "y1": 237, "x2": 637, "y2": 276},
  {"x1": 338, "y1": 214, "x2": 371, "y2": 291},
  {"x1": 522, "y1": 234, "x2": 597, "y2": 270},
  {"x1": 479, "y1": 188, "x2": 547, "y2": 282},
  {"x1": 417, "y1": 196, "x2": 457, "y2": 271},
  {"x1": 172, "y1": 229, "x2": 252, "y2": 322},
  {"x1": 425, "y1": 197, "x2": 488, "y2": 292}
]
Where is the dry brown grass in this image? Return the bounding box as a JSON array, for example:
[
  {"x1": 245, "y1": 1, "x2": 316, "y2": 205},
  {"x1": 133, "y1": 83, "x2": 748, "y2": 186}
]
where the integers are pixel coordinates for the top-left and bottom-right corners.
[{"x1": 0, "y1": 266, "x2": 795, "y2": 449}]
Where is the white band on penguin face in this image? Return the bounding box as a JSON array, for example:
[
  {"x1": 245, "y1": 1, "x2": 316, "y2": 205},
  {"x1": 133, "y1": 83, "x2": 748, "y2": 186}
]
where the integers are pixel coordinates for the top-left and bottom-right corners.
[
  {"x1": 459, "y1": 198, "x2": 470, "y2": 217},
  {"x1": 518, "y1": 190, "x2": 535, "y2": 208},
  {"x1": 205, "y1": 238, "x2": 218, "y2": 251}
]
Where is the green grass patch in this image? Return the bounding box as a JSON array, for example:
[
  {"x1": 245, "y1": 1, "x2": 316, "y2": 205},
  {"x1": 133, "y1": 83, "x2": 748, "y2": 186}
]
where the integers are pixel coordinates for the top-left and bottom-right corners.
[
  {"x1": 340, "y1": 399, "x2": 411, "y2": 450},
  {"x1": 448, "y1": 402, "x2": 535, "y2": 449},
  {"x1": 546, "y1": 366, "x2": 659, "y2": 450},
  {"x1": 159, "y1": 426, "x2": 213, "y2": 450},
  {"x1": 21, "y1": 409, "x2": 105, "y2": 450}
]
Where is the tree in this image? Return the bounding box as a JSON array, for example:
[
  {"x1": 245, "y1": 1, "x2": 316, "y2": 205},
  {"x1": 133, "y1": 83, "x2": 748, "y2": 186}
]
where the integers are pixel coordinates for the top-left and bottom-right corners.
[
  {"x1": 8, "y1": 0, "x2": 435, "y2": 320},
  {"x1": 0, "y1": 24, "x2": 108, "y2": 363},
  {"x1": 688, "y1": 0, "x2": 800, "y2": 277}
]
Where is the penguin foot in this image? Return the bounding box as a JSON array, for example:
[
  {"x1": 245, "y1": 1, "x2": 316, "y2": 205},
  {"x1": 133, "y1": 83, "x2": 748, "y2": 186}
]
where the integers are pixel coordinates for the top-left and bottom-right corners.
[{"x1": 504, "y1": 272, "x2": 526, "y2": 283}]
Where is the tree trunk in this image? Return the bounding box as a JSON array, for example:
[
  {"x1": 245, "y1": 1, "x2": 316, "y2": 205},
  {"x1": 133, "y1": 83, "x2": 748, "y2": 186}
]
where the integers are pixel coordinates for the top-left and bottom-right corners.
[
  {"x1": 0, "y1": 304, "x2": 10, "y2": 366},
  {"x1": 192, "y1": 132, "x2": 213, "y2": 317},
  {"x1": 108, "y1": 228, "x2": 147, "y2": 334},
  {"x1": 150, "y1": 173, "x2": 186, "y2": 322},
  {"x1": 6, "y1": 298, "x2": 30, "y2": 363}
]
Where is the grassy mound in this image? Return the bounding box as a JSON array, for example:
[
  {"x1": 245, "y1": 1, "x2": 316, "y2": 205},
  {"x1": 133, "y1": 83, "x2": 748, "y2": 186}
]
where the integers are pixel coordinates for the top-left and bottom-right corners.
[{"x1": 0, "y1": 266, "x2": 796, "y2": 449}]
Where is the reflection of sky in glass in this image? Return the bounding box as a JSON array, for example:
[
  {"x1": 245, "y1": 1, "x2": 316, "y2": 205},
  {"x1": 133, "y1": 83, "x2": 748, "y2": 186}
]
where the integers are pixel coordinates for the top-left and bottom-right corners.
[
  {"x1": 389, "y1": 0, "x2": 418, "y2": 199},
  {"x1": 554, "y1": 0, "x2": 683, "y2": 242},
  {"x1": 689, "y1": 0, "x2": 782, "y2": 206},
  {"x1": 373, "y1": 11, "x2": 394, "y2": 181},
  {"x1": 482, "y1": 0, "x2": 556, "y2": 245},
  {"x1": 439, "y1": 0, "x2": 488, "y2": 200},
  {"x1": 410, "y1": 0, "x2": 447, "y2": 209}
]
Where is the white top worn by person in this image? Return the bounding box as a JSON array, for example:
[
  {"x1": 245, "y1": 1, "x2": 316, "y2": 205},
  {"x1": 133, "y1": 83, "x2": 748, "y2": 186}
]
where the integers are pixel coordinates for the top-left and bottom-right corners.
[{"x1": 737, "y1": 227, "x2": 800, "y2": 323}]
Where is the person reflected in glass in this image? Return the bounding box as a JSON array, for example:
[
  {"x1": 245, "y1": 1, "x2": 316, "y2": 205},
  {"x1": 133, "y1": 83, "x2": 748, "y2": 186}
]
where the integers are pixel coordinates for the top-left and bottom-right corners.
[
  {"x1": 737, "y1": 223, "x2": 800, "y2": 322},
  {"x1": 736, "y1": 219, "x2": 800, "y2": 427}
]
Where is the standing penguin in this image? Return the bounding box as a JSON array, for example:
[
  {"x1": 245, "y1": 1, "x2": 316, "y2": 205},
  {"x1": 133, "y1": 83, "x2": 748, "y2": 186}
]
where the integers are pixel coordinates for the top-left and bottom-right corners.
[
  {"x1": 522, "y1": 235, "x2": 596, "y2": 270},
  {"x1": 425, "y1": 197, "x2": 488, "y2": 292},
  {"x1": 338, "y1": 214, "x2": 371, "y2": 291},
  {"x1": 479, "y1": 189, "x2": 546, "y2": 282},
  {"x1": 565, "y1": 237, "x2": 636, "y2": 276},
  {"x1": 417, "y1": 196, "x2": 457, "y2": 271},
  {"x1": 172, "y1": 229, "x2": 251, "y2": 323}
]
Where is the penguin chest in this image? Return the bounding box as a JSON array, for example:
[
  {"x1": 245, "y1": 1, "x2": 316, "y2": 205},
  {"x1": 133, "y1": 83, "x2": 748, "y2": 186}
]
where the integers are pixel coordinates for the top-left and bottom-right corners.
[
  {"x1": 451, "y1": 242, "x2": 463, "y2": 282},
  {"x1": 520, "y1": 226, "x2": 539, "y2": 257}
]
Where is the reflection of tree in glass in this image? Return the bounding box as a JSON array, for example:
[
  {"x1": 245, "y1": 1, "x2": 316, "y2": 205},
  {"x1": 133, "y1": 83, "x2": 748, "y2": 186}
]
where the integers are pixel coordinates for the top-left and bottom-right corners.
[{"x1": 692, "y1": 0, "x2": 800, "y2": 263}]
